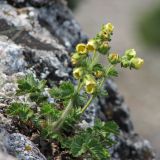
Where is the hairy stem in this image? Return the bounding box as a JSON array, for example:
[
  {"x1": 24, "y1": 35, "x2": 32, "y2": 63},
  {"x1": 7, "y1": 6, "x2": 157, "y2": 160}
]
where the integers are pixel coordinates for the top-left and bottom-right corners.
[
  {"x1": 81, "y1": 95, "x2": 94, "y2": 114},
  {"x1": 52, "y1": 99, "x2": 73, "y2": 131}
]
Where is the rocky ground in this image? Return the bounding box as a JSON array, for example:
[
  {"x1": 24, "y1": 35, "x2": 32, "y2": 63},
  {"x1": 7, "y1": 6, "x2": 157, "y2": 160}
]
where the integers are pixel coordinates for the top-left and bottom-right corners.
[{"x1": 0, "y1": 0, "x2": 156, "y2": 159}]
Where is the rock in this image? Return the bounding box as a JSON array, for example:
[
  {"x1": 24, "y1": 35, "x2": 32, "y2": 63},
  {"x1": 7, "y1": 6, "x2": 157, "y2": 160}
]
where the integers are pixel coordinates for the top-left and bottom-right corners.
[
  {"x1": 0, "y1": 2, "x2": 70, "y2": 82},
  {"x1": 38, "y1": 1, "x2": 88, "y2": 51},
  {"x1": 98, "y1": 79, "x2": 155, "y2": 159},
  {"x1": 111, "y1": 133, "x2": 156, "y2": 160},
  {"x1": 0, "y1": 126, "x2": 46, "y2": 160},
  {"x1": 98, "y1": 79, "x2": 134, "y2": 134},
  {"x1": 4, "y1": 133, "x2": 47, "y2": 160}
]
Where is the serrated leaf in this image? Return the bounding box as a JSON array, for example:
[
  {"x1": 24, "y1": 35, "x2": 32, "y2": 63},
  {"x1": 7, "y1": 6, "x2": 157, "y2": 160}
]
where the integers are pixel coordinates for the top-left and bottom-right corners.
[
  {"x1": 106, "y1": 66, "x2": 118, "y2": 77},
  {"x1": 29, "y1": 92, "x2": 48, "y2": 104},
  {"x1": 16, "y1": 74, "x2": 46, "y2": 95},
  {"x1": 50, "y1": 81, "x2": 74, "y2": 100},
  {"x1": 40, "y1": 103, "x2": 60, "y2": 121},
  {"x1": 88, "y1": 139, "x2": 110, "y2": 160},
  {"x1": 7, "y1": 103, "x2": 34, "y2": 122},
  {"x1": 62, "y1": 108, "x2": 81, "y2": 131}
]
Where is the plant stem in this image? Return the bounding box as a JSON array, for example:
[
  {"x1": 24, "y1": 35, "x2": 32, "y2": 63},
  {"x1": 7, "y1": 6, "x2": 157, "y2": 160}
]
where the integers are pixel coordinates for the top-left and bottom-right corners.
[
  {"x1": 52, "y1": 99, "x2": 72, "y2": 131},
  {"x1": 77, "y1": 81, "x2": 84, "y2": 93},
  {"x1": 81, "y1": 95, "x2": 94, "y2": 114}
]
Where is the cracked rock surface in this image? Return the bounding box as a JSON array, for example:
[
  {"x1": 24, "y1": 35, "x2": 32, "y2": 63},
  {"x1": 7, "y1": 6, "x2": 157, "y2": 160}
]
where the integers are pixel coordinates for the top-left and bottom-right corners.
[{"x1": 0, "y1": 0, "x2": 156, "y2": 159}]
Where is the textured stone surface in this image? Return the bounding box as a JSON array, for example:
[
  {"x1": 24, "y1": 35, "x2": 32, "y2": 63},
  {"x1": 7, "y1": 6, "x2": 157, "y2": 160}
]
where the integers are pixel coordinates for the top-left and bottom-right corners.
[
  {"x1": 38, "y1": 1, "x2": 88, "y2": 51},
  {"x1": 98, "y1": 79, "x2": 155, "y2": 159},
  {"x1": 0, "y1": 0, "x2": 156, "y2": 159}
]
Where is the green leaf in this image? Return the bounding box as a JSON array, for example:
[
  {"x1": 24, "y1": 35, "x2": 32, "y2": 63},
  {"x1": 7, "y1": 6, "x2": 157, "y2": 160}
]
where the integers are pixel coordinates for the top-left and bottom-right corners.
[
  {"x1": 40, "y1": 103, "x2": 60, "y2": 121},
  {"x1": 16, "y1": 74, "x2": 46, "y2": 95},
  {"x1": 63, "y1": 119, "x2": 119, "y2": 159},
  {"x1": 7, "y1": 103, "x2": 34, "y2": 122},
  {"x1": 88, "y1": 139, "x2": 110, "y2": 160},
  {"x1": 29, "y1": 92, "x2": 48, "y2": 104},
  {"x1": 72, "y1": 93, "x2": 87, "y2": 107},
  {"x1": 106, "y1": 66, "x2": 118, "y2": 77},
  {"x1": 50, "y1": 81, "x2": 74, "y2": 100},
  {"x1": 62, "y1": 108, "x2": 81, "y2": 131},
  {"x1": 92, "y1": 64, "x2": 104, "y2": 71},
  {"x1": 63, "y1": 133, "x2": 89, "y2": 157}
]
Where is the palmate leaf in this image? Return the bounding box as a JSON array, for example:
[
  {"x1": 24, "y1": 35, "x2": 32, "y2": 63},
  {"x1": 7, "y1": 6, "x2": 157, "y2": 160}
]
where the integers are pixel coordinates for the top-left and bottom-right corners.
[
  {"x1": 88, "y1": 139, "x2": 110, "y2": 160},
  {"x1": 16, "y1": 74, "x2": 46, "y2": 95},
  {"x1": 64, "y1": 131, "x2": 110, "y2": 160},
  {"x1": 7, "y1": 103, "x2": 34, "y2": 122},
  {"x1": 63, "y1": 132, "x2": 89, "y2": 157},
  {"x1": 94, "y1": 119, "x2": 119, "y2": 135},
  {"x1": 29, "y1": 92, "x2": 48, "y2": 104},
  {"x1": 93, "y1": 120, "x2": 119, "y2": 147},
  {"x1": 63, "y1": 119, "x2": 119, "y2": 160},
  {"x1": 40, "y1": 103, "x2": 61, "y2": 121},
  {"x1": 50, "y1": 81, "x2": 75, "y2": 100}
]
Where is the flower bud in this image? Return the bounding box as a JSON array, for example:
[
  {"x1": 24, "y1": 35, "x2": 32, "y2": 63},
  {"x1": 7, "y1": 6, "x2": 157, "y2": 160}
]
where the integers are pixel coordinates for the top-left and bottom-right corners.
[
  {"x1": 39, "y1": 120, "x2": 47, "y2": 128},
  {"x1": 98, "y1": 42, "x2": 109, "y2": 54},
  {"x1": 131, "y1": 57, "x2": 144, "y2": 69},
  {"x1": 108, "y1": 53, "x2": 120, "y2": 64},
  {"x1": 125, "y1": 49, "x2": 136, "y2": 59},
  {"x1": 73, "y1": 67, "x2": 83, "y2": 79},
  {"x1": 85, "y1": 77, "x2": 96, "y2": 94},
  {"x1": 71, "y1": 53, "x2": 81, "y2": 65},
  {"x1": 121, "y1": 60, "x2": 130, "y2": 68},
  {"x1": 94, "y1": 70, "x2": 104, "y2": 78},
  {"x1": 87, "y1": 39, "x2": 96, "y2": 52},
  {"x1": 76, "y1": 43, "x2": 87, "y2": 55},
  {"x1": 104, "y1": 23, "x2": 114, "y2": 33}
]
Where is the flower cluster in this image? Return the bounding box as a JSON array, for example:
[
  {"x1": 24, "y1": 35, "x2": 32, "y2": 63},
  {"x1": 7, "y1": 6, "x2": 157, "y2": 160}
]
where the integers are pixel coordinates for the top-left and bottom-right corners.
[
  {"x1": 121, "y1": 49, "x2": 144, "y2": 69},
  {"x1": 71, "y1": 23, "x2": 144, "y2": 95}
]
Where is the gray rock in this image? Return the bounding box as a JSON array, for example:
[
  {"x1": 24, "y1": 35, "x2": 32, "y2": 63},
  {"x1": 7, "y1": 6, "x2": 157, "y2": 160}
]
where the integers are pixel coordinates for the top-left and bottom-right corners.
[
  {"x1": 0, "y1": 125, "x2": 46, "y2": 160},
  {"x1": 4, "y1": 133, "x2": 46, "y2": 160},
  {"x1": 38, "y1": 1, "x2": 88, "y2": 51},
  {"x1": 98, "y1": 79, "x2": 155, "y2": 159}
]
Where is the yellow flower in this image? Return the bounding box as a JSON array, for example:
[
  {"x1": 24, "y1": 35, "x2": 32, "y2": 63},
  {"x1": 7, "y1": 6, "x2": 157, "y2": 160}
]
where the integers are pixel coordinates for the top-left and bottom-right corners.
[
  {"x1": 99, "y1": 30, "x2": 109, "y2": 40},
  {"x1": 131, "y1": 57, "x2": 144, "y2": 69},
  {"x1": 104, "y1": 23, "x2": 114, "y2": 33},
  {"x1": 125, "y1": 49, "x2": 136, "y2": 59},
  {"x1": 73, "y1": 68, "x2": 83, "y2": 79},
  {"x1": 71, "y1": 53, "x2": 80, "y2": 65},
  {"x1": 108, "y1": 53, "x2": 120, "y2": 64},
  {"x1": 87, "y1": 39, "x2": 96, "y2": 52},
  {"x1": 85, "y1": 78, "x2": 96, "y2": 94},
  {"x1": 76, "y1": 43, "x2": 87, "y2": 55},
  {"x1": 94, "y1": 70, "x2": 104, "y2": 78},
  {"x1": 25, "y1": 145, "x2": 32, "y2": 151}
]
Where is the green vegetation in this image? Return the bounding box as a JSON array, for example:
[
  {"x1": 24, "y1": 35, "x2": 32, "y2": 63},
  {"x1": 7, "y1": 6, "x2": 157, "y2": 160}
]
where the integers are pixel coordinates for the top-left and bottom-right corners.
[
  {"x1": 6, "y1": 23, "x2": 143, "y2": 159},
  {"x1": 139, "y1": 4, "x2": 160, "y2": 48}
]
